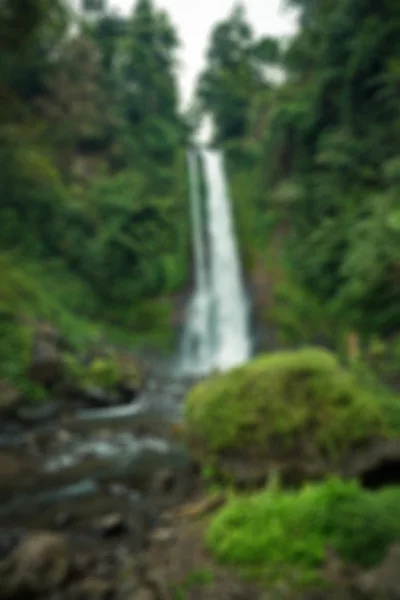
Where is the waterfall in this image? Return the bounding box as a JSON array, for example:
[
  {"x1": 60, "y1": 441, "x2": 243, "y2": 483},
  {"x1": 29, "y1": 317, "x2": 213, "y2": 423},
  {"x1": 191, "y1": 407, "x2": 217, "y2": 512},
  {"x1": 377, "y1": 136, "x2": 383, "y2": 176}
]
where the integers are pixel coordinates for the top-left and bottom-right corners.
[
  {"x1": 180, "y1": 150, "x2": 213, "y2": 375},
  {"x1": 181, "y1": 148, "x2": 251, "y2": 374}
]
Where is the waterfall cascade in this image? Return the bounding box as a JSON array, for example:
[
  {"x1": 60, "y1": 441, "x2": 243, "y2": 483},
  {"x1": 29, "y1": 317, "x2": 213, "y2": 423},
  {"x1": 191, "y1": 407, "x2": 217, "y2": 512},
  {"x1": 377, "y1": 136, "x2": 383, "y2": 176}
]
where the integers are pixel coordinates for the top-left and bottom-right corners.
[{"x1": 181, "y1": 148, "x2": 251, "y2": 374}]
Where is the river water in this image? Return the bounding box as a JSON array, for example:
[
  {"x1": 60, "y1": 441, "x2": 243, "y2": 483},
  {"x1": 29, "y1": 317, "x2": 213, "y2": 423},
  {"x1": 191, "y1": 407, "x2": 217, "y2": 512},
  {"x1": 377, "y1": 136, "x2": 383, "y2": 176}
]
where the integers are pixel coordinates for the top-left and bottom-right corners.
[{"x1": 0, "y1": 372, "x2": 195, "y2": 532}]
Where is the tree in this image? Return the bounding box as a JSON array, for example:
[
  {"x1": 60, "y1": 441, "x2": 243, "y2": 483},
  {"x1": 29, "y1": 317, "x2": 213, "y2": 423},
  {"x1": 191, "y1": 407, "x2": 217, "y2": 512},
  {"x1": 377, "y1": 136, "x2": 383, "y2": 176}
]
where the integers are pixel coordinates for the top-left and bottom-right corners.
[
  {"x1": 118, "y1": 0, "x2": 182, "y2": 167},
  {"x1": 197, "y1": 3, "x2": 279, "y2": 145}
]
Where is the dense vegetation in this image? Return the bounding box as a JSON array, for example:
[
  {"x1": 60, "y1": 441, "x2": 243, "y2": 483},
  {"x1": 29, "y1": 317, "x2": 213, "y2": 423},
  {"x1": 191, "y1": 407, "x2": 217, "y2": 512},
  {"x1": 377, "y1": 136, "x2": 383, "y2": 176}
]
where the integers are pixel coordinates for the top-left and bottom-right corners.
[
  {"x1": 1, "y1": 1, "x2": 400, "y2": 594},
  {"x1": 0, "y1": 0, "x2": 191, "y2": 387},
  {"x1": 197, "y1": 0, "x2": 400, "y2": 365},
  {"x1": 207, "y1": 478, "x2": 400, "y2": 583},
  {"x1": 3, "y1": 0, "x2": 399, "y2": 384},
  {"x1": 184, "y1": 5, "x2": 400, "y2": 587}
]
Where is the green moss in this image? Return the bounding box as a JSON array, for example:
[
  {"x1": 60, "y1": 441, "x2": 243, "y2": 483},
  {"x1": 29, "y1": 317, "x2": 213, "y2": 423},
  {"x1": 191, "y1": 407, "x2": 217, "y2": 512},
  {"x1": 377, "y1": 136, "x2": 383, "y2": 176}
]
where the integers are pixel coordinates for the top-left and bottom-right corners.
[
  {"x1": 185, "y1": 348, "x2": 385, "y2": 472},
  {"x1": 85, "y1": 357, "x2": 119, "y2": 389},
  {"x1": 64, "y1": 350, "x2": 141, "y2": 391},
  {"x1": 63, "y1": 353, "x2": 119, "y2": 389},
  {"x1": 207, "y1": 478, "x2": 400, "y2": 585}
]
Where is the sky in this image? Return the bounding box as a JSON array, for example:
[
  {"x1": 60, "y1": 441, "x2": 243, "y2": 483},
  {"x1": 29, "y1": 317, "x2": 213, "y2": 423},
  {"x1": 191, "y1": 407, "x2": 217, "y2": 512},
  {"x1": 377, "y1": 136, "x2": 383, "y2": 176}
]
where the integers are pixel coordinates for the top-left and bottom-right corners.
[{"x1": 104, "y1": 0, "x2": 298, "y2": 106}]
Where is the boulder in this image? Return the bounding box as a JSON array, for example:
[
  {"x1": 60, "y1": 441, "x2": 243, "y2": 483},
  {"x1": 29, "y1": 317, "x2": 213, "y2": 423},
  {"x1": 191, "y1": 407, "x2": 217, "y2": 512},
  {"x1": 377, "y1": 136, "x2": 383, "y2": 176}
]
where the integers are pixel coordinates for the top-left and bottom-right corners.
[
  {"x1": 116, "y1": 352, "x2": 143, "y2": 401},
  {"x1": 0, "y1": 532, "x2": 70, "y2": 597},
  {"x1": 184, "y1": 348, "x2": 387, "y2": 485},
  {"x1": 0, "y1": 451, "x2": 33, "y2": 490},
  {"x1": 80, "y1": 384, "x2": 116, "y2": 407},
  {"x1": 0, "y1": 380, "x2": 20, "y2": 417},
  {"x1": 97, "y1": 513, "x2": 127, "y2": 538},
  {"x1": 28, "y1": 323, "x2": 63, "y2": 387},
  {"x1": 355, "y1": 544, "x2": 400, "y2": 598},
  {"x1": 65, "y1": 350, "x2": 143, "y2": 406}
]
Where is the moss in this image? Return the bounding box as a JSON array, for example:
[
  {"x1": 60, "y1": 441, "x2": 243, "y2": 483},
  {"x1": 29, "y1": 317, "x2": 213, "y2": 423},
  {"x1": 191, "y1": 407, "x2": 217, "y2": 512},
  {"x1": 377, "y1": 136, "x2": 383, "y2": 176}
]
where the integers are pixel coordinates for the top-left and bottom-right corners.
[
  {"x1": 85, "y1": 357, "x2": 120, "y2": 389},
  {"x1": 207, "y1": 478, "x2": 400, "y2": 585},
  {"x1": 184, "y1": 348, "x2": 385, "y2": 476},
  {"x1": 63, "y1": 350, "x2": 141, "y2": 391}
]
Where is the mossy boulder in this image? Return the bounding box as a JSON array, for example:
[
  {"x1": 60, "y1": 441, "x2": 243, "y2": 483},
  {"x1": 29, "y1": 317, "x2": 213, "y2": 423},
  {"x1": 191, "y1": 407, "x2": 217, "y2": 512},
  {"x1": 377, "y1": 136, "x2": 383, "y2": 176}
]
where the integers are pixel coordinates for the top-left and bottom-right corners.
[
  {"x1": 63, "y1": 349, "x2": 143, "y2": 405},
  {"x1": 184, "y1": 348, "x2": 386, "y2": 484}
]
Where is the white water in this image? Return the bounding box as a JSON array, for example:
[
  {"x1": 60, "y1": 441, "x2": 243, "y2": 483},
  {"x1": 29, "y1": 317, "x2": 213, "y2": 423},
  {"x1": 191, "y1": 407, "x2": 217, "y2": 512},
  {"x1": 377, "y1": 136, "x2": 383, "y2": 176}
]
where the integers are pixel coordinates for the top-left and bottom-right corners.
[
  {"x1": 180, "y1": 150, "x2": 213, "y2": 374},
  {"x1": 181, "y1": 148, "x2": 251, "y2": 374}
]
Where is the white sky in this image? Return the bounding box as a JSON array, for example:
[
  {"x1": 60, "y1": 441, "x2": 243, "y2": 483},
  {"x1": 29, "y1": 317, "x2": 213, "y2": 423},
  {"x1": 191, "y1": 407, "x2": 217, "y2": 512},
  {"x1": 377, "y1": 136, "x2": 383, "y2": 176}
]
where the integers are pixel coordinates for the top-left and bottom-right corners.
[{"x1": 104, "y1": 0, "x2": 298, "y2": 106}]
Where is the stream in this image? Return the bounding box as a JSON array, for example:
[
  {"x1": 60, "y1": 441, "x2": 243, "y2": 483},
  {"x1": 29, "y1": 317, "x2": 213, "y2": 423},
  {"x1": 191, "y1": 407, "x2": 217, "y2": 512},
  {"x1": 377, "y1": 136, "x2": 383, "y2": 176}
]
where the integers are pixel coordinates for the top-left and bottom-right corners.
[{"x1": 0, "y1": 369, "x2": 198, "y2": 538}]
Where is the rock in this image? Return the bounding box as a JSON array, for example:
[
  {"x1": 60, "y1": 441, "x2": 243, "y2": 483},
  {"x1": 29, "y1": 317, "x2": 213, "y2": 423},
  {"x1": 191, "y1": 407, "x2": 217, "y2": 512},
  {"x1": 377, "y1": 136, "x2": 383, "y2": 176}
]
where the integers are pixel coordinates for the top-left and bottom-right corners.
[
  {"x1": 118, "y1": 380, "x2": 140, "y2": 403},
  {"x1": 0, "y1": 380, "x2": 20, "y2": 416},
  {"x1": 16, "y1": 400, "x2": 60, "y2": 424},
  {"x1": 29, "y1": 324, "x2": 63, "y2": 387},
  {"x1": 184, "y1": 348, "x2": 386, "y2": 485},
  {"x1": 0, "y1": 532, "x2": 21, "y2": 561},
  {"x1": 73, "y1": 578, "x2": 114, "y2": 600},
  {"x1": 342, "y1": 438, "x2": 400, "y2": 488},
  {"x1": 0, "y1": 451, "x2": 32, "y2": 488},
  {"x1": 132, "y1": 588, "x2": 156, "y2": 600},
  {"x1": 3, "y1": 532, "x2": 69, "y2": 597},
  {"x1": 97, "y1": 513, "x2": 126, "y2": 538},
  {"x1": 150, "y1": 527, "x2": 174, "y2": 545},
  {"x1": 53, "y1": 511, "x2": 74, "y2": 529},
  {"x1": 150, "y1": 469, "x2": 177, "y2": 495},
  {"x1": 81, "y1": 385, "x2": 114, "y2": 407},
  {"x1": 355, "y1": 544, "x2": 400, "y2": 598}
]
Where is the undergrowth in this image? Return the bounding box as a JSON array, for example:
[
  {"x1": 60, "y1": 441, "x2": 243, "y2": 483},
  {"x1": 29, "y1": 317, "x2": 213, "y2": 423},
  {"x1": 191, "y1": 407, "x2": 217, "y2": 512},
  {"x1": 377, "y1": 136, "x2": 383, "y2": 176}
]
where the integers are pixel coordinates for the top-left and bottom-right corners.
[{"x1": 207, "y1": 477, "x2": 400, "y2": 586}]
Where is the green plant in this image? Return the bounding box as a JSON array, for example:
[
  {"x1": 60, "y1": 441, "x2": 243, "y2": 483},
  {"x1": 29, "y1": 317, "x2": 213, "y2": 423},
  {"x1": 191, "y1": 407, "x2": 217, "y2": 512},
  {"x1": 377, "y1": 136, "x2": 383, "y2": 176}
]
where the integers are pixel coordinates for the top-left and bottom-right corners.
[{"x1": 207, "y1": 478, "x2": 400, "y2": 584}]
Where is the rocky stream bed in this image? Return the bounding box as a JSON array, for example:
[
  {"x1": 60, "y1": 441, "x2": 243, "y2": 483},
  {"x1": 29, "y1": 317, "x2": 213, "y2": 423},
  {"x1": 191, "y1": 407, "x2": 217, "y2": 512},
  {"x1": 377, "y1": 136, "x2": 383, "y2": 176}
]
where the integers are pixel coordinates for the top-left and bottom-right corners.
[
  {"x1": 1, "y1": 351, "x2": 400, "y2": 600},
  {"x1": 0, "y1": 366, "x2": 207, "y2": 600}
]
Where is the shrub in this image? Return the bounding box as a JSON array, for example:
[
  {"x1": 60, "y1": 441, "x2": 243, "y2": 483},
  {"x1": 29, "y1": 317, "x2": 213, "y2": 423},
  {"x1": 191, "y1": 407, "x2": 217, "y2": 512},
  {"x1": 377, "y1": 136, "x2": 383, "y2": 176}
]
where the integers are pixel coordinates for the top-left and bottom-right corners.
[{"x1": 207, "y1": 478, "x2": 400, "y2": 584}]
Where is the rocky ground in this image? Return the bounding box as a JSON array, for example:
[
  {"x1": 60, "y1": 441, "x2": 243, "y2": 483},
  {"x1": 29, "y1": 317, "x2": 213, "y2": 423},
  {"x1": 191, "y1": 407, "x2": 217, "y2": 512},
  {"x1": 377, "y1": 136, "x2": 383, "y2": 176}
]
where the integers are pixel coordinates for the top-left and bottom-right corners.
[{"x1": 1, "y1": 478, "x2": 400, "y2": 600}]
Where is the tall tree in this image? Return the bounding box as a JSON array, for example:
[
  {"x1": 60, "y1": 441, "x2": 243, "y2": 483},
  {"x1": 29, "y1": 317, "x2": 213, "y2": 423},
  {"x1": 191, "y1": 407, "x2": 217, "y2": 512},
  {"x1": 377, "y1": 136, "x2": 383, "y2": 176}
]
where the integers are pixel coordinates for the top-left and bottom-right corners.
[
  {"x1": 197, "y1": 3, "x2": 278, "y2": 145},
  {"x1": 119, "y1": 0, "x2": 182, "y2": 167}
]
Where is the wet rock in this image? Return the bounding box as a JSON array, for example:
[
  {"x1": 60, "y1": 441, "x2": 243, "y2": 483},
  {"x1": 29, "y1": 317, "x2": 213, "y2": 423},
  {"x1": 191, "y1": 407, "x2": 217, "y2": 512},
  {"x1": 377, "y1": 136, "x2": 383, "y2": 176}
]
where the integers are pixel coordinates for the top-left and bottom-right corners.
[
  {"x1": 81, "y1": 385, "x2": 114, "y2": 407},
  {"x1": 97, "y1": 513, "x2": 126, "y2": 538},
  {"x1": 29, "y1": 323, "x2": 63, "y2": 387},
  {"x1": 53, "y1": 511, "x2": 74, "y2": 529},
  {"x1": 73, "y1": 553, "x2": 96, "y2": 576},
  {"x1": 150, "y1": 527, "x2": 174, "y2": 545},
  {"x1": 0, "y1": 380, "x2": 20, "y2": 417},
  {"x1": 0, "y1": 451, "x2": 33, "y2": 488},
  {"x1": 1, "y1": 532, "x2": 70, "y2": 597},
  {"x1": 151, "y1": 468, "x2": 177, "y2": 496},
  {"x1": 118, "y1": 380, "x2": 140, "y2": 403},
  {"x1": 0, "y1": 531, "x2": 21, "y2": 560},
  {"x1": 16, "y1": 400, "x2": 61, "y2": 424}
]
